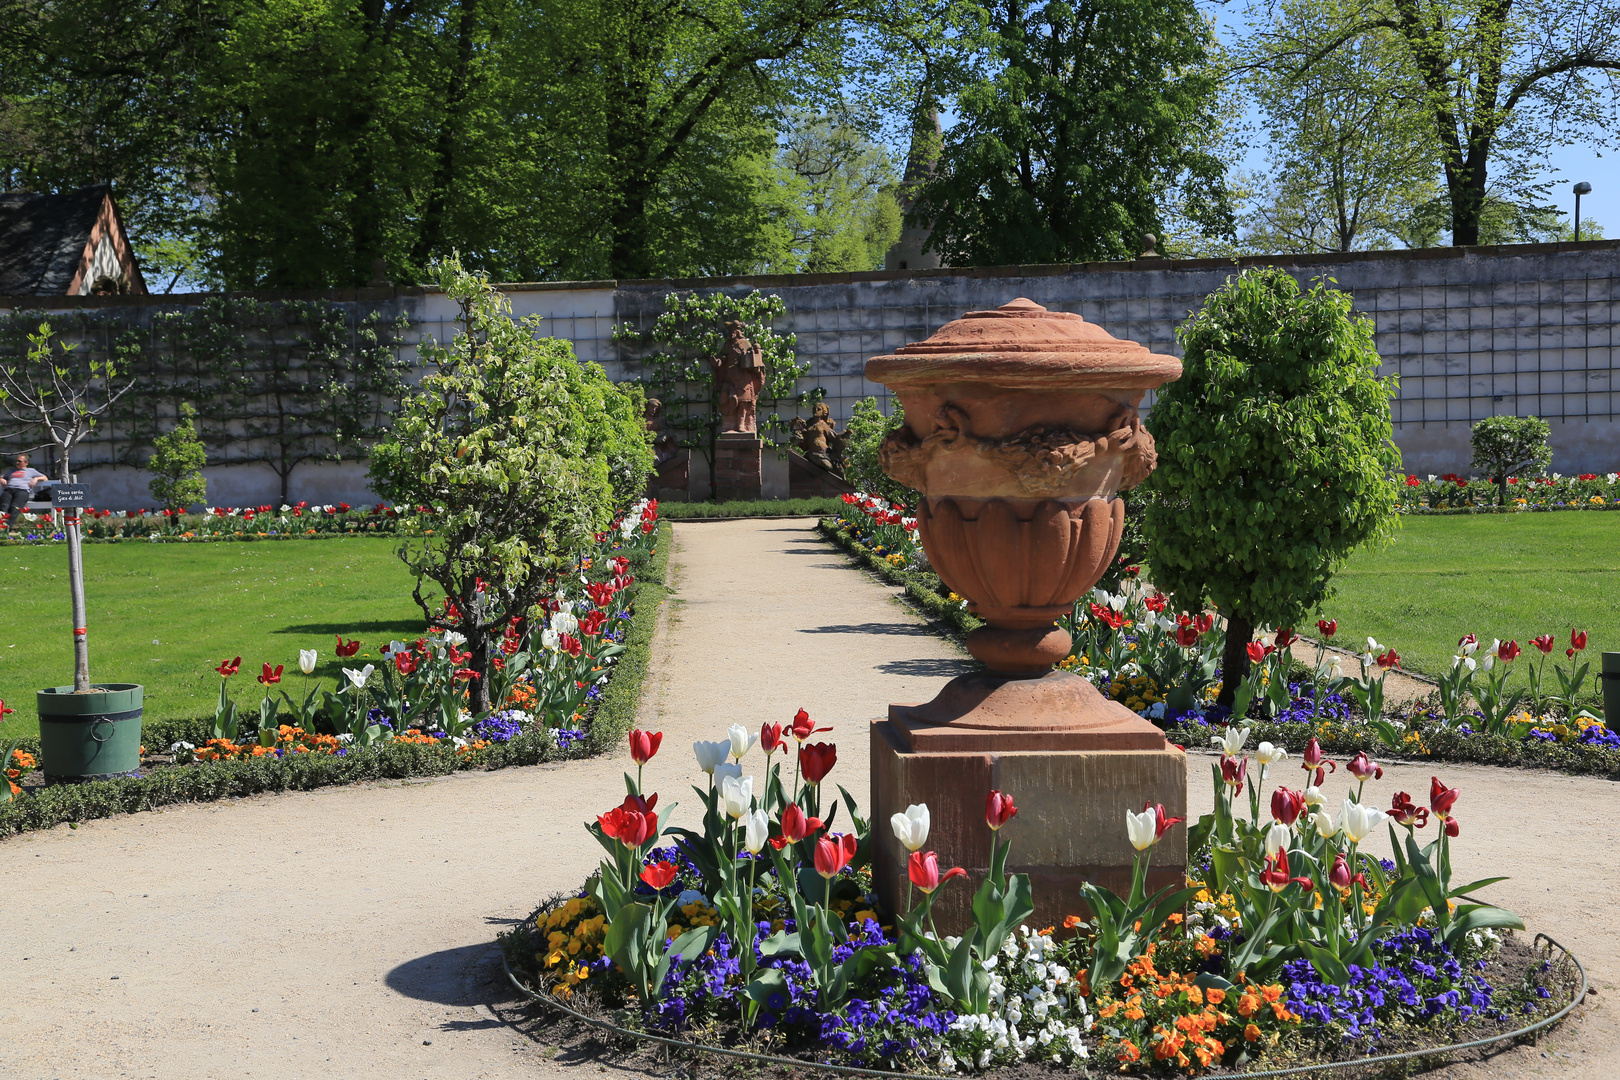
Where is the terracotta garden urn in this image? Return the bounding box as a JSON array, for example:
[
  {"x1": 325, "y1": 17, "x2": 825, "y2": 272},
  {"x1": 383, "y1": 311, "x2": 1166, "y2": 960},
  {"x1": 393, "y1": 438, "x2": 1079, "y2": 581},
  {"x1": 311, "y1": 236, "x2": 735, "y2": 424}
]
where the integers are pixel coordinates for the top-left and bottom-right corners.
[{"x1": 864, "y1": 298, "x2": 1189, "y2": 929}]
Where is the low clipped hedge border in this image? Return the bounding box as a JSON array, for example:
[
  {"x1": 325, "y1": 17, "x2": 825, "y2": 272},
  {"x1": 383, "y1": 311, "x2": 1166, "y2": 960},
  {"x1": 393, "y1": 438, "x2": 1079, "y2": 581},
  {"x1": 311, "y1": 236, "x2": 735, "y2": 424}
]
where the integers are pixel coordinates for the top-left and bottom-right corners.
[
  {"x1": 660, "y1": 497, "x2": 846, "y2": 520},
  {"x1": 0, "y1": 519, "x2": 674, "y2": 838},
  {"x1": 1169, "y1": 717, "x2": 1620, "y2": 780},
  {"x1": 817, "y1": 518, "x2": 983, "y2": 639},
  {"x1": 1400, "y1": 503, "x2": 1620, "y2": 515}
]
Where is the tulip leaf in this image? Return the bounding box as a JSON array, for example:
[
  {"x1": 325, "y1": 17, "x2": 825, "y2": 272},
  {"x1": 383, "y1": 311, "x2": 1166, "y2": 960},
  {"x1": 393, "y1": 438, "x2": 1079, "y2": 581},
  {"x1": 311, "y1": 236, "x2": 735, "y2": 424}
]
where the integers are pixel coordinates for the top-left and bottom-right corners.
[
  {"x1": 744, "y1": 967, "x2": 789, "y2": 1008},
  {"x1": 1299, "y1": 940, "x2": 1350, "y2": 987},
  {"x1": 1193, "y1": 971, "x2": 1234, "y2": 992},
  {"x1": 1448, "y1": 876, "x2": 1510, "y2": 901},
  {"x1": 670, "y1": 923, "x2": 719, "y2": 962},
  {"x1": 758, "y1": 930, "x2": 802, "y2": 957}
]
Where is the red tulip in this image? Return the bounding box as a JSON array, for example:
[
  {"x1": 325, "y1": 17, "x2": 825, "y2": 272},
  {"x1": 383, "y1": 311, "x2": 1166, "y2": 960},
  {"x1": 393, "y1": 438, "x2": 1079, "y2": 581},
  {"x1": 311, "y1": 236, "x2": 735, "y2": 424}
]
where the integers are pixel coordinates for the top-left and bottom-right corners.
[
  {"x1": 985, "y1": 789, "x2": 1019, "y2": 831},
  {"x1": 1444, "y1": 816, "x2": 1460, "y2": 838},
  {"x1": 773, "y1": 803, "x2": 823, "y2": 848},
  {"x1": 628, "y1": 729, "x2": 662, "y2": 765},
  {"x1": 639, "y1": 861, "x2": 678, "y2": 890},
  {"x1": 579, "y1": 610, "x2": 608, "y2": 637},
  {"x1": 798, "y1": 742, "x2": 837, "y2": 785},
  {"x1": 1270, "y1": 787, "x2": 1306, "y2": 826},
  {"x1": 1389, "y1": 791, "x2": 1429, "y2": 828},
  {"x1": 908, "y1": 850, "x2": 968, "y2": 894},
  {"x1": 1274, "y1": 628, "x2": 1299, "y2": 649},
  {"x1": 1531, "y1": 634, "x2": 1555, "y2": 654},
  {"x1": 1144, "y1": 593, "x2": 1167, "y2": 613},
  {"x1": 393, "y1": 651, "x2": 418, "y2": 675},
  {"x1": 609, "y1": 555, "x2": 630, "y2": 577},
  {"x1": 1375, "y1": 649, "x2": 1400, "y2": 669},
  {"x1": 598, "y1": 800, "x2": 659, "y2": 847},
  {"x1": 1245, "y1": 641, "x2": 1272, "y2": 664},
  {"x1": 559, "y1": 632, "x2": 582, "y2": 658},
  {"x1": 760, "y1": 722, "x2": 784, "y2": 754},
  {"x1": 1458, "y1": 633, "x2": 1478, "y2": 650},
  {"x1": 1571, "y1": 629, "x2": 1589, "y2": 652},
  {"x1": 1221, "y1": 754, "x2": 1249, "y2": 788},
  {"x1": 1317, "y1": 618, "x2": 1338, "y2": 637},
  {"x1": 452, "y1": 668, "x2": 479, "y2": 682},
  {"x1": 1174, "y1": 626, "x2": 1201, "y2": 648},
  {"x1": 813, "y1": 832, "x2": 858, "y2": 879},
  {"x1": 1428, "y1": 776, "x2": 1459, "y2": 820},
  {"x1": 215, "y1": 656, "x2": 242, "y2": 678},
  {"x1": 1497, "y1": 639, "x2": 1521, "y2": 662},
  {"x1": 335, "y1": 636, "x2": 361, "y2": 657},
  {"x1": 1329, "y1": 852, "x2": 1368, "y2": 890},
  {"x1": 1194, "y1": 613, "x2": 1215, "y2": 634},
  {"x1": 1260, "y1": 850, "x2": 1313, "y2": 893},
  {"x1": 1146, "y1": 801, "x2": 1185, "y2": 839},
  {"x1": 1346, "y1": 751, "x2": 1383, "y2": 782},
  {"x1": 790, "y1": 708, "x2": 831, "y2": 742},
  {"x1": 257, "y1": 663, "x2": 283, "y2": 685}
]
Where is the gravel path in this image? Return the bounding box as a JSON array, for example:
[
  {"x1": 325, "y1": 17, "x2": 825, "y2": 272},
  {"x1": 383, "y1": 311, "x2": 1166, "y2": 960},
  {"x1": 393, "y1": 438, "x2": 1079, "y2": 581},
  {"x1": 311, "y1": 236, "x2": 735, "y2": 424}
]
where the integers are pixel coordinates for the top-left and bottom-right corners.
[{"x1": 2, "y1": 519, "x2": 1612, "y2": 1079}]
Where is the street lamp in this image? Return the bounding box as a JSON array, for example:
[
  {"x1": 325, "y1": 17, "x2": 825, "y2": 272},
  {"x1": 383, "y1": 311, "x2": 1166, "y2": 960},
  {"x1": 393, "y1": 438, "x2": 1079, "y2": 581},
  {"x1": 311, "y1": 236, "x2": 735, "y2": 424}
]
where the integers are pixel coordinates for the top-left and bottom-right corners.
[{"x1": 1574, "y1": 182, "x2": 1592, "y2": 241}]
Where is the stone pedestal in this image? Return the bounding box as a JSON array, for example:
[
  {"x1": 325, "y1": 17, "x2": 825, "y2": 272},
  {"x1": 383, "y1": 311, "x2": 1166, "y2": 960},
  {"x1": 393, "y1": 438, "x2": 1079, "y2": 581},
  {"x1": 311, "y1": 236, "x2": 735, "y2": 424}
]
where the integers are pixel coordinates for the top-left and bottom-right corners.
[
  {"x1": 870, "y1": 674, "x2": 1187, "y2": 933},
  {"x1": 712, "y1": 433, "x2": 763, "y2": 501}
]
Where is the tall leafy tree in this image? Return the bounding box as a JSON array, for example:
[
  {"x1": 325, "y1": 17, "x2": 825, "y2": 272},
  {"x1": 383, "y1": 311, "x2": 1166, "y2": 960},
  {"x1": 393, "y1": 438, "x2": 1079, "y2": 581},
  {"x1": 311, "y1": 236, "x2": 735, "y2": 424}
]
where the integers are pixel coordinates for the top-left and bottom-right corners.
[
  {"x1": 760, "y1": 110, "x2": 903, "y2": 273},
  {"x1": 1246, "y1": 0, "x2": 1620, "y2": 246},
  {"x1": 910, "y1": 0, "x2": 1233, "y2": 265}
]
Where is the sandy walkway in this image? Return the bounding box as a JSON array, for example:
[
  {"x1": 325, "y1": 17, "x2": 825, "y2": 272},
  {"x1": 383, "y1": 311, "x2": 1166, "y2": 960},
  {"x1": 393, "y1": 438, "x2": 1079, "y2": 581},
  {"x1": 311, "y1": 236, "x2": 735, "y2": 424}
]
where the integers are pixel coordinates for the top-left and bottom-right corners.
[{"x1": 2, "y1": 519, "x2": 1612, "y2": 1078}]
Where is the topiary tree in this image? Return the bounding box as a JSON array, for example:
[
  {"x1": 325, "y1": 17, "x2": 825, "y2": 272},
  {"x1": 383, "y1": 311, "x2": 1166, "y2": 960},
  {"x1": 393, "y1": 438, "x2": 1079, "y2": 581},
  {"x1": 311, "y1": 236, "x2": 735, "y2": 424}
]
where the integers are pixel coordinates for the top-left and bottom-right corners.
[
  {"x1": 369, "y1": 257, "x2": 644, "y2": 711},
  {"x1": 147, "y1": 402, "x2": 209, "y2": 512},
  {"x1": 1145, "y1": 268, "x2": 1401, "y2": 706},
  {"x1": 842, "y1": 396, "x2": 914, "y2": 507},
  {"x1": 1470, "y1": 415, "x2": 1551, "y2": 506}
]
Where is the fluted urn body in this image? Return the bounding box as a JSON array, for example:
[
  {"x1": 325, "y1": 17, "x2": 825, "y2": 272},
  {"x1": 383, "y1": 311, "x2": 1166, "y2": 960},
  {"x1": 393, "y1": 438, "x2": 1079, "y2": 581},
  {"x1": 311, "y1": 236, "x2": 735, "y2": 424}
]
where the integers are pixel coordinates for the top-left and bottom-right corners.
[{"x1": 867, "y1": 298, "x2": 1181, "y2": 682}]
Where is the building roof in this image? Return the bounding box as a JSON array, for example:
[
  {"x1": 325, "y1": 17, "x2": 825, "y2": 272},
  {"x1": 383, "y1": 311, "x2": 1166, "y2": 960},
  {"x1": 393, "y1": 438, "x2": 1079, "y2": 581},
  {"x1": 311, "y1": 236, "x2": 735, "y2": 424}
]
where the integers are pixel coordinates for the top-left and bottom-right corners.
[{"x1": 0, "y1": 185, "x2": 146, "y2": 295}]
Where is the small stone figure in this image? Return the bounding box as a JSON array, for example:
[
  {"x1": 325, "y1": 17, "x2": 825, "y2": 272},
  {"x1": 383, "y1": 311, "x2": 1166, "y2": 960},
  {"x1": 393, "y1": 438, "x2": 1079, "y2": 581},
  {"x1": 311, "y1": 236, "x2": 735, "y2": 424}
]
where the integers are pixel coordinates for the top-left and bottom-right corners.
[
  {"x1": 712, "y1": 321, "x2": 765, "y2": 434},
  {"x1": 643, "y1": 397, "x2": 679, "y2": 470},
  {"x1": 791, "y1": 402, "x2": 847, "y2": 474}
]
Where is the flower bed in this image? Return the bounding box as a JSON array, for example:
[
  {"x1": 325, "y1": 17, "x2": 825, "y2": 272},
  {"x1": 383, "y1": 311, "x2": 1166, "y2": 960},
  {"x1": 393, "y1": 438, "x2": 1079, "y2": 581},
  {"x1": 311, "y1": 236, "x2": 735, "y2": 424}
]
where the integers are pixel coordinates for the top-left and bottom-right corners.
[
  {"x1": 0, "y1": 510, "x2": 672, "y2": 836},
  {"x1": 501, "y1": 718, "x2": 1576, "y2": 1075},
  {"x1": 1395, "y1": 472, "x2": 1620, "y2": 513},
  {"x1": 0, "y1": 501, "x2": 423, "y2": 544}
]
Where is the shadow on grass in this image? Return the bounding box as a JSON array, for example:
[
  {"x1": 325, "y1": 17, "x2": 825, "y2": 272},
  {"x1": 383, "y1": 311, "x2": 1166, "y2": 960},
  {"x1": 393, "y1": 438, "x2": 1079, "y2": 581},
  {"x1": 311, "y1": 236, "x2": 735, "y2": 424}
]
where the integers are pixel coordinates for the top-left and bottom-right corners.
[{"x1": 273, "y1": 619, "x2": 426, "y2": 637}]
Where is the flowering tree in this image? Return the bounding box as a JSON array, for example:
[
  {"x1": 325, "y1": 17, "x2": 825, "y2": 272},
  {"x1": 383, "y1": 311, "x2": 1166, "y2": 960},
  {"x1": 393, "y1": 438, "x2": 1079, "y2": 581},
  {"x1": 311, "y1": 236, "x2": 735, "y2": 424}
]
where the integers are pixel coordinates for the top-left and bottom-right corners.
[
  {"x1": 1144, "y1": 268, "x2": 1400, "y2": 707},
  {"x1": 369, "y1": 257, "x2": 651, "y2": 710}
]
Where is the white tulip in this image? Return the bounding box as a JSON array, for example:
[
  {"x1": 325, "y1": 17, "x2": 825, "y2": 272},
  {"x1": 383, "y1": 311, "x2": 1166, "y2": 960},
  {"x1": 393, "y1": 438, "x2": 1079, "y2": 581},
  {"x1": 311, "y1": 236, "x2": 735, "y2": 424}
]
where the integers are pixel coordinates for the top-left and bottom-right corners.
[
  {"x1": 1310, "y1": 810, "x2": 1338, "y2": 839},
  {"x1": 719, "y1": 774, "x2": 754, "y2": 820},
  {"x1": 299, "y1": 649, "x2": 318, "y2": 675},
  {"x1": 1452, "y1": 654, "x2": 1476, "y2": 672},
  {"x1": 891, "y1": 804, "x2": 931, "y2": 851},
  {"x1": 1460, "y1": 638, "x2": 1479, "y2": 656},
  {"x1": 742, "y1": 808, "x2": 770, "y2": 854},
  {"x1": 1366, "y1": 637, "x2": 1383, "y2": 653},
  {"x1": 1125, "y1": 807, "x2": 1157, "y2": 851},
  {"x1": 692, "y1": 739, "x2": 730, "y2": 774},
  {"x1": 443, "y1": 631, "x2": 467, "y2": 647},
  {"x1": 550, "y1": 610, "x2": 579, "y2": 636},
  {"x1": 1264, "y1": 822, "x2": 1292, "y2": 857},
  {"x1": 343, "y1": 664, "x2": 375, "y2": 689},
  {"x1": 726, "y1": 723, "x2": 758, "y2": 761},
  {"x1": 1255, "y1": 741, "x2": 1289, "y2": 766},
  {"x1": 713, "y1": 762, "x2": 743, "y2": 785},
  {"x1": 1214, "y1": 726, "x2": 1251, "y2": 756},
  {"x1": 1303, "y1": 785, "x2": 1326, "y2": 808},
  {"x1": 1482, "y1": 653, "x2": 1496, "y2": 672},
  {"x1": 1340, "y1": 799, "x2": 1388, "y2": 843},
  {"x1": 540, "y1": 629, "x2": 560, "y2": 651}
]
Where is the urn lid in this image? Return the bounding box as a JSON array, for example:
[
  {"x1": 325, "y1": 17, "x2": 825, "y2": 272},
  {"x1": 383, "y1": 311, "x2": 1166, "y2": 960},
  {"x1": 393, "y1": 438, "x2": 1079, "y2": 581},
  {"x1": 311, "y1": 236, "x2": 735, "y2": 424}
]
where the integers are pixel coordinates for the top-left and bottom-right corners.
[{"x1": 865, "y1": 297, "x2": 1181, "y2": 390}]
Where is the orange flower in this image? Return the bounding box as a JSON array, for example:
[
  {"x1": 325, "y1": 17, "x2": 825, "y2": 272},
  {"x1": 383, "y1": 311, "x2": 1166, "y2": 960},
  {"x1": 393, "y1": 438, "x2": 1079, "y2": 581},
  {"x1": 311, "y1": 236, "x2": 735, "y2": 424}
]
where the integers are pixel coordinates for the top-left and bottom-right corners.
[
  {"x1": 1166, "y1": 911, "x2": 1184, "y2": 924},
  {"x1": 1123, "y1": 1004, "x2": 1145, "y2": 1021},
  {"x1": 1244, "y1": 1022, "x2": 1262, "y2": 1042},
  {"x1": 1115, "y1": 1041, "x2": 1140, "y2": 1063},
  {"x1": 1098, "y1": 1002, "x2": 1120, "y2": 1019},
  {"x1": 1206, "y1": 987, "x2": 1226, "y2": 1005},
  {"x1": 1063, "y1": 913, "x2": 1084, "y2": 928},
  {"x1": 1271, "y1": 1001, "x2": 1297, "y2": 1022},
  {"x1": 1195, "y1": 935, "x2": 1220, "y2": 957},
  {"x1": 1185, "y1": 984, "x2": 1204, "y2": 1005},
  {"x1": 1261, "y1": 984, "x2": 1283, "y2": 1003},
  {"x1": 1237, "y1": 993, "x2": 1261, "y2": 1018}
]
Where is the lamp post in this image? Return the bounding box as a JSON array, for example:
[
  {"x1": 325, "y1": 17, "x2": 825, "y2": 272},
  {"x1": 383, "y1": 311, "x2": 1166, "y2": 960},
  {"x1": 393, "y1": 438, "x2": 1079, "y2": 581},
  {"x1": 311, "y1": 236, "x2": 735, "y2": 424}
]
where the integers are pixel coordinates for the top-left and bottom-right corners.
[{"x1": 1574, "y1": 182, "x2": 1592, "y2": 241}]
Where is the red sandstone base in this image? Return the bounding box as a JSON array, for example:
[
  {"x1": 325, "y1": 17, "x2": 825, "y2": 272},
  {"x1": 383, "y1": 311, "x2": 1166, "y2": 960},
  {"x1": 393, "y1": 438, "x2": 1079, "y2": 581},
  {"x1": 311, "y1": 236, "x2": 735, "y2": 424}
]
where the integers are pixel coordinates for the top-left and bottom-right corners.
[
  {"x1": 712, "y1": 432, "x2": 763, "y2": 501},
  {"x1": 869, "y1": 702, "x2": 1188, "y2": 934}
]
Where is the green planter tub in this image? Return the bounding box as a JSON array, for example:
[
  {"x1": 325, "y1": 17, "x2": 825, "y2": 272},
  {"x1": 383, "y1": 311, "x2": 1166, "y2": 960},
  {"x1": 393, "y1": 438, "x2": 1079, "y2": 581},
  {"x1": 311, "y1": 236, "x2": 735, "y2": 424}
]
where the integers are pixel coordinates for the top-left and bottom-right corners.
[{"x1": 37, "y1": 683, "x2": 145, "y2": 782}]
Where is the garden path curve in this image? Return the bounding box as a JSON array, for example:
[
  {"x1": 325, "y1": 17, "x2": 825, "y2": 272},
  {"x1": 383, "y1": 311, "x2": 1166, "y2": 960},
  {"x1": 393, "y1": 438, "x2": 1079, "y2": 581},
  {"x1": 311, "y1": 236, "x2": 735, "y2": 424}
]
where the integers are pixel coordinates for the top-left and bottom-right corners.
[{"x1": 1, "y1": 518, "x2": 1615, "y2": 1080}]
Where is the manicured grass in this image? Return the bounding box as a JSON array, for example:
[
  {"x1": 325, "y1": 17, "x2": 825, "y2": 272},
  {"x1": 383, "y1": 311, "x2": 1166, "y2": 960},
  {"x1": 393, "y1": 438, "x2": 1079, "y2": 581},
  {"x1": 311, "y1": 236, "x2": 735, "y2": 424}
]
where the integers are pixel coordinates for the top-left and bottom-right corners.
[
  {"x1": 0, "y1": 539, "x2": 423, "y2": 742},
  {"x1": 1312, "y1": 513, "x2": 1620, "y2": 677},
  {"x1": 660, "y1": 497, "x2": 846, "y2": 519}
]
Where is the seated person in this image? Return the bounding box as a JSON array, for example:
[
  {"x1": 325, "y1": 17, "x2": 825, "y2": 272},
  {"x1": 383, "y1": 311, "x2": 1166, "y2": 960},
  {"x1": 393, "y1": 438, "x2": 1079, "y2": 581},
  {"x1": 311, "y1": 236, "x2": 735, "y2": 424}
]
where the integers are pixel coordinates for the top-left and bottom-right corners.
[{"x1": 0, "y1": 453, "x2": 49, "y2": 528}]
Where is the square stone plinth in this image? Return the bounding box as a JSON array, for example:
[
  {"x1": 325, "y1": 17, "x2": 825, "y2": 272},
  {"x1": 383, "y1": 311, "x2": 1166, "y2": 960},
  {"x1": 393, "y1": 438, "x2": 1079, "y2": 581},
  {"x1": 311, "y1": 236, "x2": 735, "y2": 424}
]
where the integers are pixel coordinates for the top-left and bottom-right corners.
[
  {"x1": 870, "y1": 718, "x2": 1187, "y2": 933},
  {"x1": 713, "y1": 432, "x2": 763, "y2": 501}
]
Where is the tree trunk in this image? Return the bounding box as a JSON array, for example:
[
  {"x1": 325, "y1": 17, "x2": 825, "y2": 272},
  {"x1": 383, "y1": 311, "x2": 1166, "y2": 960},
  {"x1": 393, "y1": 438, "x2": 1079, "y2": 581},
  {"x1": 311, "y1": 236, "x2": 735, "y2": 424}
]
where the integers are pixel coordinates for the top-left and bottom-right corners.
[
  {"x1": 59, "y1": 459, "x2": 89, "y2": 691},
  {"x1": 469, "y1": 636, "x2": 490, "y2": 712},
  {"x1": 1215, "y1": 610, "x2": 1254, "y2": 712}
]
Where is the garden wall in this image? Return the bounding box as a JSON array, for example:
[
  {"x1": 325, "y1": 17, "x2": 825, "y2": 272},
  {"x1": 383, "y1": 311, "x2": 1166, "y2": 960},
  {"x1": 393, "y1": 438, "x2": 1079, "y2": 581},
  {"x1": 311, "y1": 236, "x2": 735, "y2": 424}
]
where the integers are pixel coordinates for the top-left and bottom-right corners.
[{"x1": 3, "y1": 240, "x2": 1616, "y2": 507}]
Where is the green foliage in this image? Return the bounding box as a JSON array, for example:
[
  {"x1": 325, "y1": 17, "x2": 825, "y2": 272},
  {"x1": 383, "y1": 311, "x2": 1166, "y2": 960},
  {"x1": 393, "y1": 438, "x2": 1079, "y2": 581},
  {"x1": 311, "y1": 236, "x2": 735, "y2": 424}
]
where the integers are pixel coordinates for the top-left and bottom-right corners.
[
  {"x1": 912, "y1": 0, "x2": 1232, "y2": 265},
  {"x1": 659, "y1": 498, "x2": 848, "y2": 519},
  {"x1": 1145, "y1": 268, "x2": 1400, "y2": 695},
  {"x1": 586, "y1": 519, "x2": 669, "y2": 752},
  {"x1": 1245, "y1": 0, "x2": 1620, "y2": 246},
  {"x1": 369, "y1": 257, "x2": 643, "y2": 707},
  {"x1": 841, "y1": 397, "x2": 914, "y2": 507},
  {"x1": 759, "y1": 111, "x2": 904, "y2": 274},
  {"x1": 616, "y1": 291, "x2": 810, "y2": 501},
  {"x1": 1471, "y1": 415, "x2": 1552, "y2": 506},
  {"x1": 146, "y1": 403, "x2": 209, "y2": 512}
]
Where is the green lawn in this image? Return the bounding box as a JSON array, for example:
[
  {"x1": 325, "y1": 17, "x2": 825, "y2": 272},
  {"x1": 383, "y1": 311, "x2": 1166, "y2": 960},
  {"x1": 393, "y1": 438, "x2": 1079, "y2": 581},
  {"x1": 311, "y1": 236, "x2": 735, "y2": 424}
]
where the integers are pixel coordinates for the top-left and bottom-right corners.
[
  {"x1": 0, "y1": 539, "x2": 424, "y2": 743},
  {"x1": 1312, "y1": 513, "x2": 1620, "y2": 677}
]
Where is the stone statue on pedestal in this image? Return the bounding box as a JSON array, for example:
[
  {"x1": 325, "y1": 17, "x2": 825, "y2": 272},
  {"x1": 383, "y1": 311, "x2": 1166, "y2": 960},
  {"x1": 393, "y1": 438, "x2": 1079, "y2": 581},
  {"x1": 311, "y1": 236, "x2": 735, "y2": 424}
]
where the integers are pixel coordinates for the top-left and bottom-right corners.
[
  {"x1": 713, "y1": 321, "x2": 765, "y2": 434},
  {"x1": 790, "y1": 402, "x2": 847, "y2": 474}
]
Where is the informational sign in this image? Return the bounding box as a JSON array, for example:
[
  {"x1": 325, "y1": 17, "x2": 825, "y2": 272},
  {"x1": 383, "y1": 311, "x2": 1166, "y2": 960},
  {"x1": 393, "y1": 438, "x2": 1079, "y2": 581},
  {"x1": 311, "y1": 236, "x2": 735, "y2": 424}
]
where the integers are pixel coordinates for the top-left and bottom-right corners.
[{"x1": 50, "y1": 484, "x2": 90, "y2": 507}]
